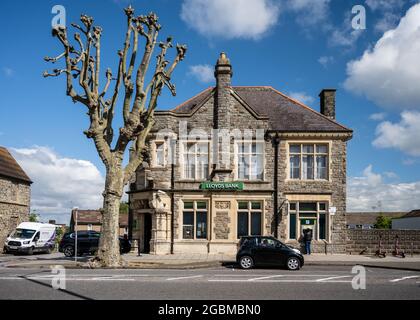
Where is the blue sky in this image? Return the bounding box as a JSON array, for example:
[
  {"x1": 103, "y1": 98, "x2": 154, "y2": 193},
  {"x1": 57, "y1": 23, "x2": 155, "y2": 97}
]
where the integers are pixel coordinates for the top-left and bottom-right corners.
[{"x1": 1, "y1": 0, "x2": 420, "y2": 223}]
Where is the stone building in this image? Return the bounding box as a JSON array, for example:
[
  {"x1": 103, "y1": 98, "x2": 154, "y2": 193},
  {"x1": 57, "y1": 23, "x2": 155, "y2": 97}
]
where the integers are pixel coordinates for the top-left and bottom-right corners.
[
  {"x1": 69, "y1": 209, "x2": 128, "y2": 236},
  {"x1": 0, "y1": 146, "x2": 32, "y2": 247},
  {"x1": 128, "y1": 53, "x2": 353, "y2": 254}
]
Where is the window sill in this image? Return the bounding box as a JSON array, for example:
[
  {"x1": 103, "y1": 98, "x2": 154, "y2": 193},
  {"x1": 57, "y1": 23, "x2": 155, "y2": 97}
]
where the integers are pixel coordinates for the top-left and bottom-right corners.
[{"x1": 286, "y1": 179, "x2": 331, "y2": 183}]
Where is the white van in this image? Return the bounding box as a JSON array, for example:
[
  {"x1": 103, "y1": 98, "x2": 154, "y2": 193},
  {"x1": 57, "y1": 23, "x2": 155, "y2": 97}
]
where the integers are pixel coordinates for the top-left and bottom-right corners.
[{"x1": 4, "y1": 222, "x2": 56, "y2": 255}]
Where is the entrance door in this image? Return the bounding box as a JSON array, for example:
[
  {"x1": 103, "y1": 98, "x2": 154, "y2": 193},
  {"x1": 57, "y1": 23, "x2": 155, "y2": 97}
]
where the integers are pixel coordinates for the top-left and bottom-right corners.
[{"x1": 143, "y1": 214, "x2": 152, "y2": 253}]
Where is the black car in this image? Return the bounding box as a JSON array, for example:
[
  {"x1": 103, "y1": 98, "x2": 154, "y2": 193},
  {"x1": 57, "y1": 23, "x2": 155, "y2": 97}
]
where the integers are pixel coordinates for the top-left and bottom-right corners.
[
  {"x1": 236, "y1": 236, "x2": 304, "y2": 270},
  {"x1": 59, "y1": 231, "x2": 131, "y2": 257}
]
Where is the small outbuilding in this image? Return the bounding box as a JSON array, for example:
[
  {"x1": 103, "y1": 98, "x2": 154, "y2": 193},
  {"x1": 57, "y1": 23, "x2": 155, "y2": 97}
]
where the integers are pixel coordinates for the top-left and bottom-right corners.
[{"x1": 392, "y1": 210, "x2": 420, "y2": 230}]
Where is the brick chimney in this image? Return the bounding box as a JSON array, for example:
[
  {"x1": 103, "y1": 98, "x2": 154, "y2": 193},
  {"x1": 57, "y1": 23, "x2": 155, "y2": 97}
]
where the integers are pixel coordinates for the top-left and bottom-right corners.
[
  {"x1": 319, "y1": 89, "x2": 336, "y2": 120},
  {"x1": 214, "y1": 52, "x2": 233, "y2": 129}
]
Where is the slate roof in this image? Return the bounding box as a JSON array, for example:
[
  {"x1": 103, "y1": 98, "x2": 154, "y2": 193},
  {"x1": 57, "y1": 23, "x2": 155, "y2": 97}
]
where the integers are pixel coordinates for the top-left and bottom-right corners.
[
  {"x1": 395, "y1": 210, "x2": 420, "y2": 219},
  {"x1": 0, "y1": 146, "x2": 32, "y2": 184},
  {"x1": 71, "y1": 209, "x2": 128, "y2": 226},
  {"x1": 346, "y1": 212, "x2": 405, "y2": 225},
  {"x1": 167, "y1": 86, "x2": 351, "y2": 133}
]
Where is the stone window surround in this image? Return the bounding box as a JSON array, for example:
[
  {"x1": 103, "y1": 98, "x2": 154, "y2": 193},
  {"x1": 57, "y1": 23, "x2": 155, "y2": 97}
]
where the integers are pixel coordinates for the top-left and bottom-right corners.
[
  {"x1": 182, "y1": 200, "x2": 209, "y2": 240},
  {"x1": 285, "y1": 140, "x2": 332, "y2": 182},
  {"x1": 180, "y1": 140, "x2": 210, "y2": 180},
  {"x1": 176, "y1": 195, "x2": 268, "y2": 242},
  {"x1": 154, "y1": 138, "x2": 268, "y2": 182},
  {"x1": 151, "y1": 140, "x2": 167, "y2": 168},
  {"x1": 284, "y1": 194, "x2": 332, "y2": 243},
  {"x1": 236, "y1": 200, "x2": 263, "y2": 239},
  {"x1": 233, "y1": 140, "x2": 265, "y2": 182}
]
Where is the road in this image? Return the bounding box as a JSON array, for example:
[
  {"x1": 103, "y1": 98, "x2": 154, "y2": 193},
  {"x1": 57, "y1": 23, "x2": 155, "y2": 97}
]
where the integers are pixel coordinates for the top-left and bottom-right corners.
[{"x1": 0, "y1": 265, "x2": 419, "y2": 300}]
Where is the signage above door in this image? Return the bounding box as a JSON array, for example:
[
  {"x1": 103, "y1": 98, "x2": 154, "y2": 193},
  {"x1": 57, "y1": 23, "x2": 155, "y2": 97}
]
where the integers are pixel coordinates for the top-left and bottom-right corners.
[{"x1": 200, "y1": 181, "x2": 244, "y2": 191}]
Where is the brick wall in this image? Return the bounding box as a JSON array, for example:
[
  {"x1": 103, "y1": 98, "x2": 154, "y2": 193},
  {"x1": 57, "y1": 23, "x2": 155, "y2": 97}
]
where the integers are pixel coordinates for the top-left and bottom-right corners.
[{"x1": 347, "y1": 229, "x2": 420, "y2": 255}]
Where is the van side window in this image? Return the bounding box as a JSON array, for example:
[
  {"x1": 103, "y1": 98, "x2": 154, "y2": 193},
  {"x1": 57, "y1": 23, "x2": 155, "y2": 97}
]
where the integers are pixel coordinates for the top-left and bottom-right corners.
[{"x1": 33, "y1": 232, "x2": 40, "y2": 241}]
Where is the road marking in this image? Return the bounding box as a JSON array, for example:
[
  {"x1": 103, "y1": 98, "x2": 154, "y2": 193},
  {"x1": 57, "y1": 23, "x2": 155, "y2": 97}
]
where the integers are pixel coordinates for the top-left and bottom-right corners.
[
  {"x1": 166, "y1": 275, "x2": 203, "y2": 281},
  {"x1": 207, "y1": 279, "x2": 352, "y2": 283},
  {"x1": 247, "y1": 275, "x2": 285, "y2": 281},
  {"x1": 316, "y1": 276, "x2": 352, "y2": 282},
  {"x1": 390, "y1": 276, "x2": 420, "y2": 283}
]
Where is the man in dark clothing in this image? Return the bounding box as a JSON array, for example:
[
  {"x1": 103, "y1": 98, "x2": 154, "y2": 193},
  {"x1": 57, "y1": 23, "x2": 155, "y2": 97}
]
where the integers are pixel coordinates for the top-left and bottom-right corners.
[{"x1": 303, "y1": 228, "x2": 313, "y2": 255}]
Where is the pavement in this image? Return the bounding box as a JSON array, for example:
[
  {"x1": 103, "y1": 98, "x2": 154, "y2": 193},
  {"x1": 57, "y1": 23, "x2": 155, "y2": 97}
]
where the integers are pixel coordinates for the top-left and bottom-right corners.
[
  {"x1": 1, "y1": 251, "x2": 420, "y2": 271},
  {"x1": 0, "y1": 265, "x2": 419, "y2": 300}
]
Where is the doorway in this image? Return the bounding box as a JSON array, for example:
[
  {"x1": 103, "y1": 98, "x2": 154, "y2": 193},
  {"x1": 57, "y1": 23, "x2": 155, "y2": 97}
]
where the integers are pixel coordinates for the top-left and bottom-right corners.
[{"x1": 143, "y1": 213, "x2": 152, "y2": 253}]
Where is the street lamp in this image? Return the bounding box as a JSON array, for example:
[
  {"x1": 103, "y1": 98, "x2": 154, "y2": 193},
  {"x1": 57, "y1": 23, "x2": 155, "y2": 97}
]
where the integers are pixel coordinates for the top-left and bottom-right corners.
[{"x1": 73, "y1": 207, "x2": 79, "y2": 263}]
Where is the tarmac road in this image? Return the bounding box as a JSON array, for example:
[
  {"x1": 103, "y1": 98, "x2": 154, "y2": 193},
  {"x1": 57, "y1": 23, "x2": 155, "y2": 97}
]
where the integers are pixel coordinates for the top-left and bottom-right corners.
[{"x1": 0, "y1": 265, "x2": 419, "y2": 300}]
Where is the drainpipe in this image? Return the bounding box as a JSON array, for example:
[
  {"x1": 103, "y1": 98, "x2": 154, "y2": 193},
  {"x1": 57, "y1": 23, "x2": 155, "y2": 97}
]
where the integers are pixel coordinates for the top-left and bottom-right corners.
[
  {"x1": 128, "y1": 184, "x2": 133, "y2": 242},
  {"x1": 170, "y1": 139, "x2": 176, "y2": 254},
  {"x1": 273, "y1": 134, "x2": 280, "y2": 239}
]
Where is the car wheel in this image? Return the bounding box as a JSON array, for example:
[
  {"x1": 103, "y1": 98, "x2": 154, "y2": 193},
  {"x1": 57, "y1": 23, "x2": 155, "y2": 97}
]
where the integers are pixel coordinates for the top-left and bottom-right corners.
[
  {"x1": 63, "y1": 246, "x2": 75, "y2": 257},
  {"x1": 239, "y1": 256, "x2": 254, "y2": 269},
  {"x1": 27, "y1": 247, "x2": 34, "y2": 255},
  {"x1": 286, "y1": 257, "x2": 301, "y2": 271}
]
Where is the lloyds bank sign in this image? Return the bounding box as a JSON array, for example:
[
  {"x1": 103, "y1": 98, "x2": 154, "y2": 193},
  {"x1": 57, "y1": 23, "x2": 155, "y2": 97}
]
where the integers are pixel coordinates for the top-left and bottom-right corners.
[{"x1": 200, "y1": 182, "x2": 244, "y2": 191}]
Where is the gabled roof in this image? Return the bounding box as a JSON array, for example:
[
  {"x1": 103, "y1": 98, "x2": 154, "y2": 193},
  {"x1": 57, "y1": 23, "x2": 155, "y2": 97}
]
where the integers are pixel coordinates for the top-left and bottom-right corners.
[
  {"x1": 395, "y1": 210, "x2": 420, "y2": 219},
  {"x1": 0, "y1": 146, "x2": 32, "y2": 184},
  {"x1": 165, "y1": 86, "x2": 352, "y2": 133},
  {"x1": 71, "y1": 209, "x2": 128, "y2": 226},
  {"x1": 346, "y1": 212, "x2": 405, "y2": 225}
]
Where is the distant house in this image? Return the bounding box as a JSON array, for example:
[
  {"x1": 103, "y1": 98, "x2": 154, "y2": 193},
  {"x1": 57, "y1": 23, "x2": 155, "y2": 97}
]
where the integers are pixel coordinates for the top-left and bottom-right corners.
[
  {"x1": 346, "y1": 212, "x2": 404, "y2": 229},
  {"x1": 0, "y1": 146, "x2": 32, "y2": 246},
  {"x1": 69, "y1": 209, "x2": 128, "y2": 236},
  {"x1": 392, "y1": 210, "x2": 420, "y2": 230}
]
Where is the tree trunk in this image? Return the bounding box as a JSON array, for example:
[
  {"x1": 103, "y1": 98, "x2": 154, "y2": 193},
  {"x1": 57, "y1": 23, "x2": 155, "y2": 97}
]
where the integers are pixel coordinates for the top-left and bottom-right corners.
[{"x1": 96, "y1": 166, "x2": 124, "y2": 267}]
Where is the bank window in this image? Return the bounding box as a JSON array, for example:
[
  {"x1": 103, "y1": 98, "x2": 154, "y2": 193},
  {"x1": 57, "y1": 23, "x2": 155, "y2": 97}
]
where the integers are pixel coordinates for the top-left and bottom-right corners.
[
  {"x1": 182, "y1": 201, "x2": 208, "y2": 240},
  {"x1": 183, "y1": 142, "x2": 209, "y2": 180},
  {"x1": 155, "y1": 141, "x2": 165, "y2": 167},
  {"x1": 289, "y1": 144, "x2": 328, "y2": 180},
  {"x1": 237, "y1": 141, "x2": 264, "y2": 181},
  {"x1": 237, "y1": 201, "x2": 263, "y2": 239},
  {"x1": 288, "y1": 202, "x2": 328, "y2": 241}
]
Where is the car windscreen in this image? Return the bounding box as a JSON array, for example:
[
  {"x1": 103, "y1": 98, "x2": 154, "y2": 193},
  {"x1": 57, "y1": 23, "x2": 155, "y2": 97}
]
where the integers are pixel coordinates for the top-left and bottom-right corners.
[{"x1": 11, "y1": 228, "x2": 36, "y2": 239}]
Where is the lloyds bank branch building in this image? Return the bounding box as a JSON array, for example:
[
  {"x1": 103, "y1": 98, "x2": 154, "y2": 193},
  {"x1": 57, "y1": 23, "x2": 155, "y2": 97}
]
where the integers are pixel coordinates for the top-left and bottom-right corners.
[{"x1": 128, "y1": 53, "x2": 353, "y2": 255}]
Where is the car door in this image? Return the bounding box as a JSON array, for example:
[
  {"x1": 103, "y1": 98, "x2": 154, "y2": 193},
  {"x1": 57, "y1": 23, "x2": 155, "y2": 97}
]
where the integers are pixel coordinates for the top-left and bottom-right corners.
[
  {"x1": 76, "y1": 232, "x2": 90, "y2": 253},
  {"x1": 88, "y1": 232, "x2": 100, "y2": 253},
  {"x1": 253, "y1": 237, "x2": 277, "y2": 266}
]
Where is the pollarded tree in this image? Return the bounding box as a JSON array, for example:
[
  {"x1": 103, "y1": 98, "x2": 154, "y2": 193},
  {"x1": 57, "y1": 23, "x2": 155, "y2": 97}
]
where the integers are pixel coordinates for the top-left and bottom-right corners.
[{"x1": 44, "y1": 6, "x2": 186, "y2": 267}]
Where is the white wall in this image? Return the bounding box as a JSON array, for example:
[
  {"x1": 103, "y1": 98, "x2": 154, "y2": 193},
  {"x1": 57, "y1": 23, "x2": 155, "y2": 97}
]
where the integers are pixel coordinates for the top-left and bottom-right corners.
[{"x1": 392, "y1": 217, "x2": 420, "y2": 230}]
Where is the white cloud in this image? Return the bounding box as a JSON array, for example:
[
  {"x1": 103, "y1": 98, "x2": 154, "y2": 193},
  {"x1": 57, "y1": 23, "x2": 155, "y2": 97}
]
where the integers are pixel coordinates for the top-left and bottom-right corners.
[
  {"x1": 180, "y1": 0, "x2": 280, "y2": 40},
  {"x1": 10, "y1": 146, "x2": 105, "y2": 224},
  {"x1": 288, "y1": 91, "x2": 315, "y2": 105},
  {"x1": 348, "y1": 165, "x2": 420, "y2": 211},
  {"x1": 373, "y1": 111, "x2": 420, "y2": 156},
  {"x1": 286, "y1": 0, "x2": 331, "y2": 27},
  {"x1": 188, "y1": 64, "x2": 214, "y2": 83},
  {"x1": 369, "y1": 112, "x2": 387, "y2": 121},
  {"x1": 318, "y1": 56, "x2": 334, "y2": 68},
  {"x1": 2, "y1": 67, "x2": 14, "y2": 77},
  {"x1": 344, "y1": 4, "x2": 420, "y2": 110},
  {"x1": 374, "y1": 11, "x2": 401, "y2": 33},
  {"x1": 329, "y1": 12, "x2": 363, "y2": 47},
  {"x1": 366, "y1": 0, "x2": 405, "y2": 33},
  {"x1": 365, "y1": 0, "x2": 404, "y2": 12}
]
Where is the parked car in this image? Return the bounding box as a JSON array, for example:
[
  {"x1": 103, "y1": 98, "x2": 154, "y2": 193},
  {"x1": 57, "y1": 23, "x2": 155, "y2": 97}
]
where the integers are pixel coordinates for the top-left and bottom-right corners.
[
  {"x1": 59, "y1": 231, "x2": 131, "y2": 257},
  {"x1": 4, "y1": 222, "x2": 56, "y2": 255},
  {"x1": 236, "y1": 236, "x2": 304, "y2": 270}
]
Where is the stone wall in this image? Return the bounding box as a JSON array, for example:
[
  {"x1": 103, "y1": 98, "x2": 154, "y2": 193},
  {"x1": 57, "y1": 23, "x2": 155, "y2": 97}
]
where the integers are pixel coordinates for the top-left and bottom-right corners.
[
  {"x1": 347, "y1": 229, "x2": 420, "y2": 255},
  {"x1": 278, "y1": 138, "x2": 348, "y2": 253},
  {"x1": 0, "y1": 177, "x2": 31, "y2": 247}
]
